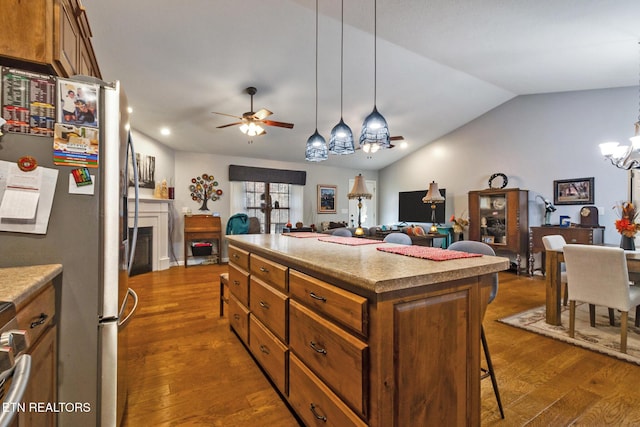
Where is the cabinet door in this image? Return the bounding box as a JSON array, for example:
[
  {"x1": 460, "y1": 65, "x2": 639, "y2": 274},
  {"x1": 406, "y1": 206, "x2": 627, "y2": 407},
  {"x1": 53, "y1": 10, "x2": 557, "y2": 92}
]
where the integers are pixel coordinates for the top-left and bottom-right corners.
[
  {"x1": 19, "y1": 325, "x2": 57, "y2": 427},
  {"x1": 55, "y1": 0, "x2": 80, "y2": 76},
  {"x1": 0, "y1": 0, "x2": 53, "y2": 64}
]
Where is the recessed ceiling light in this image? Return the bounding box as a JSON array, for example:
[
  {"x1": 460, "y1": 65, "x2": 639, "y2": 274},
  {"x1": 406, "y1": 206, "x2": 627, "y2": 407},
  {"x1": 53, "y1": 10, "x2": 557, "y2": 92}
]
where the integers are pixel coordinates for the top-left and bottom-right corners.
[
  {"x1": 160, "y1": 128, "x2": 171, "y2": 136},
  {"x1": 127, "y1": 107, "x2": 133, "y2": 114}
]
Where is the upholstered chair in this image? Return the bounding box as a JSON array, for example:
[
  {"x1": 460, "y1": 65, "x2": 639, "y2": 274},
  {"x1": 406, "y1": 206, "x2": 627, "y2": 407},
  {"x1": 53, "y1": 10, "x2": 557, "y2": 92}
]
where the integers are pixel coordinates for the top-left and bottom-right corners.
[
  {"x1": 563, "y1": 245, "x2": 640, "y2": 354},
  {"x1": 448, "y1": 240, "x2": 504, "y2": 418},
  {"x1": 383, "y1": 232, "x2": 412, "y2": 245},
  {"x1": 541, "y1": 235, "x2": 569, "y2": 306},
  {"x1": 332, "y1": 228, "x2": 352, "y2": 237}
]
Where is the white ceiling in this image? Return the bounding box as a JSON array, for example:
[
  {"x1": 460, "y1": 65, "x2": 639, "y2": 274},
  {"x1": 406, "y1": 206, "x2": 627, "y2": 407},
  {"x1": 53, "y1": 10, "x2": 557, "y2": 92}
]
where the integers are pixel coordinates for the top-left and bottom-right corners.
[{"x1": 82, "y1": 0, "x2": 640, "y2": 171}]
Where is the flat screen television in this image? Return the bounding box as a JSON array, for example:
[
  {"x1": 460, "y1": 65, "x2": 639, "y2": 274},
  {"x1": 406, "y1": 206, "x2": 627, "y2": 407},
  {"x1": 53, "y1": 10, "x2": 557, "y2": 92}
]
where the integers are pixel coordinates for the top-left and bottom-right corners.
[{"x1": 398, "y1": 189, "x2": 446, "y2": 224}]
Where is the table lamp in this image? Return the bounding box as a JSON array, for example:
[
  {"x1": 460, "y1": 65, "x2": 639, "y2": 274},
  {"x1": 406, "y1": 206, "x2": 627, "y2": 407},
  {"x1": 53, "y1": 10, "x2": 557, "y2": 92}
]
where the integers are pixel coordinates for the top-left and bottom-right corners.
[
  {"x1": 422, "y1": 181, "x2": 445, "y2": 234},
  {"x1": 347, "y1": 174, "x2": 372, "y2": 236}
]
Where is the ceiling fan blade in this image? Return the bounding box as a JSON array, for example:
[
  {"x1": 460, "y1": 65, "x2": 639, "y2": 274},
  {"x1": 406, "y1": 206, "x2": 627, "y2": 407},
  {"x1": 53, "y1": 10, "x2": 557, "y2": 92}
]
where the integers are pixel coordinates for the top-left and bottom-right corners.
[
  {"x1": 216, "y1": 122, "x2": 243, "y2": 129},
  {"x1": 212, "y1": 111, "x2": 243, "y2": 120},
  {"x1": 390, "y1": 135, "x2": 404, "y2": 141},
  {"x1": 262, "y1": 120, "x2": 294, "y2": 129},
  {"x1": 252, "y1": 108, "x2": 273, "y2": 120}
]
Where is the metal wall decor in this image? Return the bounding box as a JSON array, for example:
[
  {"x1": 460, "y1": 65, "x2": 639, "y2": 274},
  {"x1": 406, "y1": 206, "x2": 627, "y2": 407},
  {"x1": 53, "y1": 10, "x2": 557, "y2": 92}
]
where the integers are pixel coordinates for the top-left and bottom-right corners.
[{"x1": 190, "y1": 173, "x2": 222, "y2": 211}]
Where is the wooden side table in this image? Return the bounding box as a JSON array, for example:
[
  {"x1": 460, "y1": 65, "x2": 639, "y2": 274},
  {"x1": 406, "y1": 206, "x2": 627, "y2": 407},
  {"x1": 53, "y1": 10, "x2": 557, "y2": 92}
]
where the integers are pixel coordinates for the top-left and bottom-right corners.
[{"x1": 184, "y1": 215, "x2": 222, "y2": 267}]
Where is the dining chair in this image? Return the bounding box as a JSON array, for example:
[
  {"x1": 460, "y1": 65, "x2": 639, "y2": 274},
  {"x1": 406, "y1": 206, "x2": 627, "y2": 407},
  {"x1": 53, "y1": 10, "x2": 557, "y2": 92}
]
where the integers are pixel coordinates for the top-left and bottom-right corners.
[
  {"x1": 448, "y1": 240, "x2": 504, "y2": 419},
  {"x1": 383, "y1": 232, "x2": 412, "y2": 245},
  {"x1": 563, "y1": 244, "x2": 640, "y2": 353},
  {"x1": 541, "y1": 235, "x2": 569, "y2": 306},
  {"x1": 331, "y1": 228, "x2": 352, "y2": 237}
]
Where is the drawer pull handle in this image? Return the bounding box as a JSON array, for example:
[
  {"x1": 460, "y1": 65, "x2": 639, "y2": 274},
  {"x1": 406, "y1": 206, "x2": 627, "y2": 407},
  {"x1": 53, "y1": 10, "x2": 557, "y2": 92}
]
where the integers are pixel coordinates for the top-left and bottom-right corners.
[
  {"x1": 233, "y1": 314, "x2": 241, "y2": 321},
  {"x1": 259, "y1": 266, "x2": 269, "y2": 273},
  {"x1": 309, "y1": 341, "x2": 327, "y2": 355},
  {"x1": 309, "y1": 292, "x2": 326, "y2": 302},
  {"x1": 309, "y1": 403, "x2": 327, "y2": 422},
  {"x1": 259, "y1": 345, "x2": 270, "y2": 355},
  {"x1": 30, "y1": 313, "x2": 48, "y2": 329},
  {"x1": 233, "y1": 253, "x2": 240, "y2": 259},
  {"x1": 259, "y1": 301, "x2": 270, "y2": 310},
  {"x1": 233, "y1": 280, "x2": 241, "y2": 286}
]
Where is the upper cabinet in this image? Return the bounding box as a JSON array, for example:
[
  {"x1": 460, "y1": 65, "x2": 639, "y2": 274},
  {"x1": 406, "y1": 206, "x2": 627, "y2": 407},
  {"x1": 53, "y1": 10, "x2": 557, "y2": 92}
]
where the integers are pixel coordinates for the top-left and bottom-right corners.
[
  {"x1": 468, "y1": 188, "x2": 529, "y2": 269},
  {"x1": 0, "y1": 0, "x2": 101, "y2": 78}
]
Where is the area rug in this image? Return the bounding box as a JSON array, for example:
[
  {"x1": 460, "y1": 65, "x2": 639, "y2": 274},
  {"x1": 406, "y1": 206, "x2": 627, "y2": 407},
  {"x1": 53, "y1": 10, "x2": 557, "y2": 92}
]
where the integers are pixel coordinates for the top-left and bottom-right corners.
[{"x1": 499, "y1": 303, "x2": 640, "y2": 365}]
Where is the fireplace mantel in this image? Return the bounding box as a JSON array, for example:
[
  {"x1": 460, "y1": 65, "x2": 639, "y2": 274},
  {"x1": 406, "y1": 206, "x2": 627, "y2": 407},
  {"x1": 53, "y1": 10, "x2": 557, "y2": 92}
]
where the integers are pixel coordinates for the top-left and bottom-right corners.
[{"x1": 128, "y1": 198, "x2": 172, "y2": 271}]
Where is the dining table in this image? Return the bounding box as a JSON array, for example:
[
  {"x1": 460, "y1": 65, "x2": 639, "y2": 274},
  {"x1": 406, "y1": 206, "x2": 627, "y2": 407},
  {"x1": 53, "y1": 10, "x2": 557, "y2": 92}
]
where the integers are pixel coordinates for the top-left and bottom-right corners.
[{"x1": 544, "y1": 248, "x2": 640, "y2": 325}]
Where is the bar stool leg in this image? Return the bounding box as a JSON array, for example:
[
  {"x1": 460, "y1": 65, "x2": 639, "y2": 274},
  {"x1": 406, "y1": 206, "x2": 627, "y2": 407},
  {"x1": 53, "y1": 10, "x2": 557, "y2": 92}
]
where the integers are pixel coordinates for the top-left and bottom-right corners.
[
  {"x1": 219, "y1": 273, "x2": 229, "y2": 317},
  {"x1": 481, "y1": 325, "x2": 505, "y2": 419}
]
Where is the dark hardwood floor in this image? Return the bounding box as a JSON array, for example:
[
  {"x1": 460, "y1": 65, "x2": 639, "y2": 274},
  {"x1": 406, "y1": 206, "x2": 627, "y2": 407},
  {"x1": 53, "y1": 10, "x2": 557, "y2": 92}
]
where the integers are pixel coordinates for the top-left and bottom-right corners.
[{"x1": 122, "y1": 264, "x2": 640, "y2": 426}]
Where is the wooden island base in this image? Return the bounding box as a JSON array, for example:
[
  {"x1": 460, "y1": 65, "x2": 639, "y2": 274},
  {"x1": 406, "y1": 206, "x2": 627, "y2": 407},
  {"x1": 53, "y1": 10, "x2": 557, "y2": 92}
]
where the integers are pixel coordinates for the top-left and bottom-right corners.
[{"x1": 226, "y1": 234, "x2": 509, "y2": 426}]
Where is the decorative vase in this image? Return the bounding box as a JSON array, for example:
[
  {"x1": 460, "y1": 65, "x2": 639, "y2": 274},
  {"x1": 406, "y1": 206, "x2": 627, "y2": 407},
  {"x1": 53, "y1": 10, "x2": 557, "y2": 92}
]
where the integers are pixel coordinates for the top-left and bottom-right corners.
[{"x1": 620, "y1": 235, "x2": 636, "y2": 251}]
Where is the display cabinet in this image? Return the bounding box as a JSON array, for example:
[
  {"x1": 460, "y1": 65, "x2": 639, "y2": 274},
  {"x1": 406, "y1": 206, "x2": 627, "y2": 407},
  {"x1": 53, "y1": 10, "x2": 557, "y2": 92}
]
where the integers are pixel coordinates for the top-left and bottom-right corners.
[{"x1": 468, "y1": 188, "x2": 529, "y2": 271}]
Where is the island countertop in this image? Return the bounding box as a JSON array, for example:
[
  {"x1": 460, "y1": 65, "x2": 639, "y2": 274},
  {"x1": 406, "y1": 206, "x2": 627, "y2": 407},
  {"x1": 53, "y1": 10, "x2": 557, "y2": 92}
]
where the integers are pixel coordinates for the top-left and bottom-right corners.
[
  {"x1": 226, "y1": 234, "x2": 509, "y2": 297},
  {"x1": 0, "y1": 264, "x2": 62, "y2": 310}
]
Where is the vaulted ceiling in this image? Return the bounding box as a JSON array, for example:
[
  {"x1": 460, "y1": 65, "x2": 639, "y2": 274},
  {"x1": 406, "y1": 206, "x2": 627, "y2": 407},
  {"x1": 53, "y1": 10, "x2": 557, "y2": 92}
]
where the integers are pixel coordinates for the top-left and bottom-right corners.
[{"x1": 83, "y1": 0, "x2": 640, "y2": 170}]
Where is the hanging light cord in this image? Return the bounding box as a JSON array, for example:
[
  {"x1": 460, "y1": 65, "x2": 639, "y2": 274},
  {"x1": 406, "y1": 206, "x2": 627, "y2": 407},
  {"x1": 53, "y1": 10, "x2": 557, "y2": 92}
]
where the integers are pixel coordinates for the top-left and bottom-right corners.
[
  {"x1": 373, "y1": 0, "x2": 377, "y2": 106},
  {"x1": 314, "y1": 0, "x2": 319, "y2": 130},
  {"x1": 637, "y1": 40, "x2": 640, "y2": 133},
  {"x1": 340, "y1": 0, "x2": 344, "y2": 118}
]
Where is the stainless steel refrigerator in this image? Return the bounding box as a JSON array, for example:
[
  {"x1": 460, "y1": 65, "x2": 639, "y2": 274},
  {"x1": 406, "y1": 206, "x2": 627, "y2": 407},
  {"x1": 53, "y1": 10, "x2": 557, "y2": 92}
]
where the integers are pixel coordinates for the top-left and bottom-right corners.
[{"x1": 0, "y1": 74, "x2": 138, "y2": 426}]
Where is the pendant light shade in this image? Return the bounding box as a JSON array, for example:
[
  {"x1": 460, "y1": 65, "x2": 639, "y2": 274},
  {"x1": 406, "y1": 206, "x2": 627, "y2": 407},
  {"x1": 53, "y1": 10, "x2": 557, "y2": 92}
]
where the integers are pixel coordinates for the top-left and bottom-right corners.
[
  {"x1": 305, "y1": 0, "x2": 328, "y2": 162},
  {"x1": 359, "y1": 0, "x2": 390, "y2": 153},
  {"x1": 305, "y1": 129, "x2": 328, "y2": 161},
  {"x1": 329, "y1": 0, "x2": 355, "y2": 155}
]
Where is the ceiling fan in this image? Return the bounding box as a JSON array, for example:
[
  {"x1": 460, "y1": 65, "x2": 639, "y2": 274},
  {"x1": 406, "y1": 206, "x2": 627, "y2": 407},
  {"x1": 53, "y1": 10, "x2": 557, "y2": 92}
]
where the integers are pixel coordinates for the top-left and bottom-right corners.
[
  {"x1": 213, "y1": 86, "x2": 294, "y2": 137},
  {"x1": 358, "y1": 135, "x2": 405, "y2": 154}
]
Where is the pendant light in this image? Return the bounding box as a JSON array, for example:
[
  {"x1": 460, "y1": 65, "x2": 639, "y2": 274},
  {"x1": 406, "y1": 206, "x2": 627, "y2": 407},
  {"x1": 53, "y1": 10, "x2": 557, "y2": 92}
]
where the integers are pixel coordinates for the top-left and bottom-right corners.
[
  {"x1": 328, "y1": 0, "x2": 355, "y2": 155},
  {"x1": 359, "y1": 0, "x2": 390, "y2": 153},
  {"x1": 305, "y1": 0, "x2": 328, "y2": 162}
]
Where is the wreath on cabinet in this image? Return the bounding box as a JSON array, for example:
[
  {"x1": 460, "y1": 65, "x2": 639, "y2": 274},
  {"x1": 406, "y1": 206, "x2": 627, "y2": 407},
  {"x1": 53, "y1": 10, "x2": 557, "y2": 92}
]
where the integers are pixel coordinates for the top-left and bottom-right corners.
[{"x1": 488, "y1": 173, "x2": 508, "y2": 189}]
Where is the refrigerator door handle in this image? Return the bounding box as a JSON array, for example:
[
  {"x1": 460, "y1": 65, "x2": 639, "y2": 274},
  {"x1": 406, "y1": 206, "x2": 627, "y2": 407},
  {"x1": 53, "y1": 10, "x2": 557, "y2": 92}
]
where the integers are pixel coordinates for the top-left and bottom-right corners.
[
  {"x1": 118, "y1": 288, "x2": 139, "y2": 329},
  {"x1": 127, "y1": 131, "x2": 140, "y2": 275},
  {"x1": 0, "y1": 354, "x2": 32, "y2": 427}
]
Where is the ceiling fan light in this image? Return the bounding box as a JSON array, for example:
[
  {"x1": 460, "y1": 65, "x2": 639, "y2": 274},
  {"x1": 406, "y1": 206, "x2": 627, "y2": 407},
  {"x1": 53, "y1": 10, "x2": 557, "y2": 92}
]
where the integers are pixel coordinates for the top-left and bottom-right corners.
[
  {"x1": 239, "y1": 123, "x2": 249, "y2": 134},
  {"x1": 329, "y1": 118, "x2": 355, "y2": 155},
  {"x1": 360, "y1": 106, "x2": 390, "y2": 150},
  {"x1": 305, "y1": 129, "x2": 328, "y2": 162}
]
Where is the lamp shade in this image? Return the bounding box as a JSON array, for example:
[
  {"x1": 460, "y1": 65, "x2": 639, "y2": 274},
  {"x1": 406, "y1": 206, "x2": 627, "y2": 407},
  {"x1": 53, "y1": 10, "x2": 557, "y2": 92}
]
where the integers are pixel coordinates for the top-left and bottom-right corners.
[
  {"x1": 422, "y1": 181, "x2": 445, "y2": 203},
  {"x1": 329, "y1": 119, "x2": 355, "y2": 154},
  {"x1": 359, "y1": 106, "x2": 390, "y2": 151},
  {"x1": 348, "y1": 174, "x2": 372, "y2": 199},
  {"x1": 305, "y1": 129, "x2": 328, "y2": 162}
]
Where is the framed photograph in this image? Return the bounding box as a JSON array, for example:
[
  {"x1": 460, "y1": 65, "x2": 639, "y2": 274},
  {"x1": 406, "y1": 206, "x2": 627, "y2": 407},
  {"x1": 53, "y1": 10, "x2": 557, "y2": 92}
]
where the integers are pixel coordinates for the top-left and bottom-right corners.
[
  {"x1": 559, "y1": 215, "x2": 571, "y2": 227},
  {"x1": 482, "y1": 235, "x2": 495, "y2": 244},
  {"x1": 317, "y1": 185, "x2": 337, "y2": 214},
  {"x1": 553, "y1": 177, "x2": 594, "y2": 205}
]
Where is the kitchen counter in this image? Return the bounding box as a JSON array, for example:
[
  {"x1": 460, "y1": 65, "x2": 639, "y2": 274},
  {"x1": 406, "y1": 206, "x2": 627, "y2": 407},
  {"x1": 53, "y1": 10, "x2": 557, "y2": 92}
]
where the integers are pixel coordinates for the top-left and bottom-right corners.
[
  {"x1": 0, "y1": 264, "x2": 62, "y2": 310},
  {"x1": 226, "y1": 234, "x2": 509, "y2": 299}
]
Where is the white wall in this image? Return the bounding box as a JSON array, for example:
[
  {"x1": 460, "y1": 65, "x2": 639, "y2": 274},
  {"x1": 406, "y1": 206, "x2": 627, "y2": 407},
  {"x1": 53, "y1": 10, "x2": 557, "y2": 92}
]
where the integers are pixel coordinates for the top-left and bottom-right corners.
[
  {"x1": 379, "y1": 86, "x2": 637, "y2": 249},
  {"x1": 128, "y1": 130, "x2": 176, "y2": 198},
  {"x1": 173, "y1": 151, "x2": 377, "y2": 262}
]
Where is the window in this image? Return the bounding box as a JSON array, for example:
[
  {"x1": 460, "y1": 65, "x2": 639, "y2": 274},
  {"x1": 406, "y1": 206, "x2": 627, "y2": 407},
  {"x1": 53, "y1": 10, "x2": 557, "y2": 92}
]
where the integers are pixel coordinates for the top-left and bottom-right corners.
[{"x1": 244, "y1": 182, "x2": 291, "y2": 234}]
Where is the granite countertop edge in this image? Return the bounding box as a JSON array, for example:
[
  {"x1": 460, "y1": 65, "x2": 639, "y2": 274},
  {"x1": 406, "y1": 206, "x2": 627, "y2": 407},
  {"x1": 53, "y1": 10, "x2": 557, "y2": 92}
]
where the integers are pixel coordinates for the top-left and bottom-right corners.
[{"x1": 0, "y1": 264, "x2": 62, "y2": 310}]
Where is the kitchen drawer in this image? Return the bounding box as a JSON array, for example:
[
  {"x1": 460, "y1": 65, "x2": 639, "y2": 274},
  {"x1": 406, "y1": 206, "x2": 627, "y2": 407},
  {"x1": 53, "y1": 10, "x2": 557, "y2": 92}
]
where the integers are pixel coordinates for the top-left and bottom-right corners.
[
  {"x1": 228, "y1": 245, "x2": 250, "y2": 271},
  {"x1": 17, "y1": 283, "x2": 55, "y2": 345},
  {"x1": 228, "y1": 263, "x2": 250, "y2": 307},
  {"x1": 290, "y1": 270, "x2": 368, "y2": 337},
  {"x1": 250, "y1": 254, "x2": 288, "y2": 292},
  {"x1": 249, "y1": 315, "x2": 288, "y2": 395},
  {"x1": 228, "y1": 294, "x2": 250, "y2": 345},
  {"x1": 250, "y1": 277, "x2": 288, "y2": 343},
  {"x1": 289, "y1": 300, "x2": 368, "y2": 418},
  {"x1": 289, "y1": 354, "x2": 367, "y2": 427}
]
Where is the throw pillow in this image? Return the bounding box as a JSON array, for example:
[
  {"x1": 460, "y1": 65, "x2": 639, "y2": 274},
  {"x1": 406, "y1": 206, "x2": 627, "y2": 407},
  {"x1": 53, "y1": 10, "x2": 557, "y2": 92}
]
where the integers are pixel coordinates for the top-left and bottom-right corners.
[{"x1": 413, "y1": 226, "x2": 426, "y2": 236}]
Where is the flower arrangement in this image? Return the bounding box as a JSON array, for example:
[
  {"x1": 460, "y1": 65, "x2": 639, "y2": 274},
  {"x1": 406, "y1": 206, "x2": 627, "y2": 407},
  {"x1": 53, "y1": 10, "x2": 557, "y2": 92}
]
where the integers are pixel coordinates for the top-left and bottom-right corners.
[
  {"x1": 614, "y1": 201, "x2": 640, "y2": 238},
  {"x1": 450, "y1": 213, "x2": 469, "y2": 234}
]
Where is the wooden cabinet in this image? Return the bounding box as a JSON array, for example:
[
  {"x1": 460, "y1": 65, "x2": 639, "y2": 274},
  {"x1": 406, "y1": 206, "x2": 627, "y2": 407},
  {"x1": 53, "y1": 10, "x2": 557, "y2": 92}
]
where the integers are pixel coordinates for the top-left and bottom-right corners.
[
  {"x1": 17, "y1": 282, "x2": 58, "y2": 427},
  {"x1": 0, "y1": 0, "x2": 101, "y2": 78},
  {"x1": 183, "y1": 215, "x2": 222, "y2": 267},
  {"x1": 529, "y1": 225, "x2": 605, "y2": 274},
  {"x1": 469, "y1": 188, "x2": 529, "y2": 270}
]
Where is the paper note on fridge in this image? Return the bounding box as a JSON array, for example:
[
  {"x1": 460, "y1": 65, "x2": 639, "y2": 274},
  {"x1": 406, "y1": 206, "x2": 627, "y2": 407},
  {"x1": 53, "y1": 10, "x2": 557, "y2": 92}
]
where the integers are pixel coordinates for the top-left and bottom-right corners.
[{"x1": 0, "y1": 163, "x2": 42, "y2": 220}]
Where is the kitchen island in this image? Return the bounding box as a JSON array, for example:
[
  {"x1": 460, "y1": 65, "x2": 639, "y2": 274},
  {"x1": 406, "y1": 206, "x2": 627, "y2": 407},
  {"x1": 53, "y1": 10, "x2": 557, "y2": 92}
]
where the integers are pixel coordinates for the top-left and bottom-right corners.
[{"x1": 226, "y1": 234, "x2": 509, "y2": 426}]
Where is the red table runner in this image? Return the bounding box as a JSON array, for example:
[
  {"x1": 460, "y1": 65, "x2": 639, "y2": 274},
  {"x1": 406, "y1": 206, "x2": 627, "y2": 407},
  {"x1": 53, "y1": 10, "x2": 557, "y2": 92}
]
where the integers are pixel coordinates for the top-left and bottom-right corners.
[
  {"x1": 282, "y1": 232, "x2": 320, "y2": 238},
  {"x1": 317, "y1": 236, "x2": 383, "y2": 246},
  {"x1": 377, "y1": 246, "x2": 483, "y2": 261}
]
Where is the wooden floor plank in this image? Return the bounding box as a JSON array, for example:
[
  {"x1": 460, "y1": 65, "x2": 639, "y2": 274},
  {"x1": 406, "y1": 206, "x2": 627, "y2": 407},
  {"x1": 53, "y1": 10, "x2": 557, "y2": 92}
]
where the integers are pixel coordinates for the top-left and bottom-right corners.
[{"x1": 123, "y1": 264, "x2": 640, "y2": 426}]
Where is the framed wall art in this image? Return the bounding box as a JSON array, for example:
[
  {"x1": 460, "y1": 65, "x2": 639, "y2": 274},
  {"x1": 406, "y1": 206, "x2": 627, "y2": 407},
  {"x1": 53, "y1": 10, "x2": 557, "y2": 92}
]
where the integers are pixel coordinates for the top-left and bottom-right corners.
[
  {"x1": 317, "y1": 185, "x2": 337, "y2": 213},
  {"x1": 553, "y1": 177, "x2": 594, "y2": 205}
]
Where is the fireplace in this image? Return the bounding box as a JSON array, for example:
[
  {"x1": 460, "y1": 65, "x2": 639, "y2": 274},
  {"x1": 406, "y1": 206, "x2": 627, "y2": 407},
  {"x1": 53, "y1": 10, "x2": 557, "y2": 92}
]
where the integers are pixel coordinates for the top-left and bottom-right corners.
[{"x1": 129, "y1": 226, "x2": 153, "y2": 276}]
